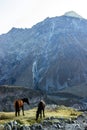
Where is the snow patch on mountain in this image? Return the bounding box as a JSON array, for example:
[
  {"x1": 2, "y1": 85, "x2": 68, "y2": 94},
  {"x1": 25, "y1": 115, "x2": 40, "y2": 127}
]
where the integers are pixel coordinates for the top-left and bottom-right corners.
[{"x1": 64, "y1": 11, "x2": 83, "y2": 19}]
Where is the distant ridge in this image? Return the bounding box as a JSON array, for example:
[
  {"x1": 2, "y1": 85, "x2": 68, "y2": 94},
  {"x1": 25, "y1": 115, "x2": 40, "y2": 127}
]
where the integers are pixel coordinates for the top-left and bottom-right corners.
[{"x1": 64, "y1": 11, "x2": 83, "y2": 19}]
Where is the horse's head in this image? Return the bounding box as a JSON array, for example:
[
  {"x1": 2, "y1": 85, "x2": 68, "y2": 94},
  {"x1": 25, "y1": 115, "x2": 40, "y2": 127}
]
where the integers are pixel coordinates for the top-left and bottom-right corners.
[{"x1": 22, "y1": 98, "x2": 30, "y2": 105}]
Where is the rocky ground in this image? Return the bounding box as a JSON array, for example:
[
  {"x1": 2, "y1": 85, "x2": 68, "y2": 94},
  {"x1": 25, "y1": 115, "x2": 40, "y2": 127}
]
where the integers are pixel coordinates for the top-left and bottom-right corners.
[{"x1": 0, "y1": 111, "x2": 87, "y2": 130}]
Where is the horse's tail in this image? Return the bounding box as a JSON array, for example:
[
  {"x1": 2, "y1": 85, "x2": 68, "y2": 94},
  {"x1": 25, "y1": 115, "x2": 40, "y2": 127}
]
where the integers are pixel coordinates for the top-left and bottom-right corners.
[{"x1": 15, "y1": 101, "x2": 19, "y2": 112}]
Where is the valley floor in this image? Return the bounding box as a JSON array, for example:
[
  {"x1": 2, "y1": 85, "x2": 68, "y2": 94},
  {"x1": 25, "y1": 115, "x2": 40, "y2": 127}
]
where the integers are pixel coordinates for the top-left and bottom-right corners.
[
  {"x1": 0, "y1": 105, "x2": 87, "y2": 130},
  {"x1": 0, "y1": 105, "x2": 81, "y2": 125}
]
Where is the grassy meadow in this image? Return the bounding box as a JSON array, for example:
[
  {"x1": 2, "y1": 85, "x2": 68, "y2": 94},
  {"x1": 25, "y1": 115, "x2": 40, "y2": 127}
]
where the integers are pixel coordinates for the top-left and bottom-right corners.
[{"x1": 0, "y1": 105, "x2": 82, "y2": 125}]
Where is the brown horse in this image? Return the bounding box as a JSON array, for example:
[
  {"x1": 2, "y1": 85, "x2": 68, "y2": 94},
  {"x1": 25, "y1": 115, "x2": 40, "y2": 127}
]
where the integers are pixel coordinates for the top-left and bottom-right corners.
[
  {"x1": 14, "y1": 98, "x2": 29, "y2": 116},
  {"x1": 36, "y1": 100, "x2": 46, "y2": 120}
]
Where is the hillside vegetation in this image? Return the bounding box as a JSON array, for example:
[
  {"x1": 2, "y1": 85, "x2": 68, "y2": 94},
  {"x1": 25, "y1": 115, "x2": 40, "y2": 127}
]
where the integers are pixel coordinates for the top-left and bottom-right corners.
[{"x1": 0, "y1": 105, "x2": 82, "y2": 125}]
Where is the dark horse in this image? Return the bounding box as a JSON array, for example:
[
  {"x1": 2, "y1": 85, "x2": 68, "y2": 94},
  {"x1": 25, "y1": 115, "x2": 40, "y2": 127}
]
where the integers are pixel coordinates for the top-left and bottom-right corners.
[
  {"x1": 36, "y1": 100, "x2": 46, "y2": 120},
  {"x1": 14, "y1": 98, "x2": 29, "y2": 116}
]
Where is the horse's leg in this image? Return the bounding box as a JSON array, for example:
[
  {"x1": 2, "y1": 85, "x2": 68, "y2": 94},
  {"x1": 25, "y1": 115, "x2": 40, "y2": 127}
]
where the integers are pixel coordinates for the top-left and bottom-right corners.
[
  {"x1": 18, "y1": 109, "x2": 20, "y2": 116},
  {"x1": 15, "y1": 107, "x2": 19, "y2": 116},
  {"x1": 15, "y1": 109, "x2": 17, "y2": 116},
  {"x1": 40, "y1": 110, "x2": 42, "y2": 118},
  {"x1": 43, "y1": 109, "x2": 45, "y2": 117},
  {"x1": 17, "y1": 107, "x2": 20, "y2": 116},
  {"x1": 36, "y1": 111, "x2": 39, "y2": 120},
  {"x1": 22, "y1": 106, "x2": 24, "y2": 116},
  {"x1": 15, "y1": 101, "x2": 18, "y2": 116}
]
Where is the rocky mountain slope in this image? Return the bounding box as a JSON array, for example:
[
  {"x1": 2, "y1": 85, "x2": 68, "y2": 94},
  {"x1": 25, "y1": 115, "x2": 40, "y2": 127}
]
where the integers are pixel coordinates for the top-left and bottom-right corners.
[{"x1": 0, "y1": 11, "x2": 87, "y2": 94}]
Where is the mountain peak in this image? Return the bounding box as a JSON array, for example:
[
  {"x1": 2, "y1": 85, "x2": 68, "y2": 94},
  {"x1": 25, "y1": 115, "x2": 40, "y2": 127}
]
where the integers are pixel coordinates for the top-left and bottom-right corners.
[{"x1": 64, "y1": 11, "x2": 83, "y2": 19}]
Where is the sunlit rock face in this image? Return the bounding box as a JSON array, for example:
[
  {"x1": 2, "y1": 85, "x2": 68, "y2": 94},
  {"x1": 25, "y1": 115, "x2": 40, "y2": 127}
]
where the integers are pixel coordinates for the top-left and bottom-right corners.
[{"x1": 0, "y1": 11, "x2": 87, "y2": 93}]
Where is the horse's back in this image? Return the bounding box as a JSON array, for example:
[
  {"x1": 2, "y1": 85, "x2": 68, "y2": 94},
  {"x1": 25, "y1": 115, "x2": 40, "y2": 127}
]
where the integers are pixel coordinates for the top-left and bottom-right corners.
[
  {"x1": 41, "y1": 100, "x2": 45, "y2": 106},
  {"x1": 38, "y1": 100, "x2": 45, "y2": 110},
  {"x1": 14, "y1": 99, "x2": 23, "y2": 108}
]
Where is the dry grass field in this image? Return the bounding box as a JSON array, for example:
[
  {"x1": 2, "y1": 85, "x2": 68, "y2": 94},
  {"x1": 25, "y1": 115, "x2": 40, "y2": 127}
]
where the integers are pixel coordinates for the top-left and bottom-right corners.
[{"x1": 0, "y1": 105, "x2": 82, "y2": 125}]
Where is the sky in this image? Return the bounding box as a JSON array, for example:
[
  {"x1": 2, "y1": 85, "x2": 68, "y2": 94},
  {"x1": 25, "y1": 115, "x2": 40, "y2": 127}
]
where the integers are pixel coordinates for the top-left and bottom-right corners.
[{"x1": 0, "y1": 0, "x2": 87, "y2": 35}]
